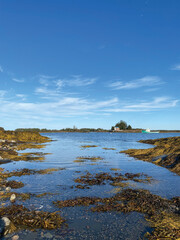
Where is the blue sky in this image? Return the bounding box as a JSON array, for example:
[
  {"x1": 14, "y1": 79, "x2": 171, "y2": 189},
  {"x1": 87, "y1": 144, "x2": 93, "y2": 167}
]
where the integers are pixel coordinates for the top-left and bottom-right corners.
[{"x1": 0, "y1": 0, "x2": 180, "y2": 130}]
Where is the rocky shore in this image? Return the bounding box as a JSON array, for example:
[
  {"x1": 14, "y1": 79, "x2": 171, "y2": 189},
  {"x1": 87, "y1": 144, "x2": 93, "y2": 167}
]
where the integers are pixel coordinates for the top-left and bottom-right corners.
[
  {"x1": 0, "y1": 130, "x2": 50, "y2": 162},
  {"x1": 121, "y1": 136, "x2": 180, "y2": 175},
  {"x1": 0, "y1": 130, "x2": 66, "y2": 238},
  {"x1": 0, "y1": 131, "x2": 179, "y2": 239}
]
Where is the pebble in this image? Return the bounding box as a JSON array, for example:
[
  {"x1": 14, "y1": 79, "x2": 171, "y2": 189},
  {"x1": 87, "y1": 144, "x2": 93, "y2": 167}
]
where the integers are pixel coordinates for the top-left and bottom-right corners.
[
  {"x1": 12, "y1": 235, "x2": 19, "y2": 240},
  {"x1": 43, "y1": 232, "x2": 53, "y2": 238},
  {"x1": 10, "y1": 194, "x2": 16, "y2": 203},
  {"x1": 2, "y1": 217, "x2": 11, "y2": 227},
  {"x1": 5, "y1": 187, "x2": 11, "y2": 192}
]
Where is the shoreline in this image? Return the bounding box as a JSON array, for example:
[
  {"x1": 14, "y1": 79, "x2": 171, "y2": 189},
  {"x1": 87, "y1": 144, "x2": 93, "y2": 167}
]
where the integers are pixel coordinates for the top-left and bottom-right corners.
[
  {"x1": 0, "y1": 131, "x2": 179, "y2": 239},
  {"x1": 121, "y1": 136, "x2": 180, "y2": 175},
  {"x1": 0, "y1": 130, "x2": 51, "y2": 163}
]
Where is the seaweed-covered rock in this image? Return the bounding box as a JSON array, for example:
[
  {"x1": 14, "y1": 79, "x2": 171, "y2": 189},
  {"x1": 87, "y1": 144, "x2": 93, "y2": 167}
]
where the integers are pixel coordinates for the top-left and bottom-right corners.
[
  {"x1": 0, "y1": 217, "x2": 16, "y2": 236},
  {"x1": 0, "y1": 205, "x2": 65, "y2": 233},
  {"x1": 121, "y1": 137, "x2": 180, "y2": 175}
]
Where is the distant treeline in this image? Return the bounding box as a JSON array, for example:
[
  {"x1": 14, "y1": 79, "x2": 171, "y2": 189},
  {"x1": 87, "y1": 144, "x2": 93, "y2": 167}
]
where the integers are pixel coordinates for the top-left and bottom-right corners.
[
  {"x1": 3, "y1": 127, "x2": 180, "y2": 133},
  {"x1": 14, "y1": 128, "x2": 109, "y2": 133}
]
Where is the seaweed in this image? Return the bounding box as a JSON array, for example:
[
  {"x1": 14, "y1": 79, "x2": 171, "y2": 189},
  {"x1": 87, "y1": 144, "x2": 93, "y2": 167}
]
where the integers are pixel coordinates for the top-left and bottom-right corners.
[
  {"x1": 74, "y1": 171, "x2": 153, "y2": 188},
  {"x1": 0, "y1": 204, "x2": 65, "y2": 231},
  {"x1": 102, "y1": 148, "x2": 116, "y2": 150},
  {"x1": 0, "y1": 130, "x2": 51, "y2": 162},
  {"x1": 0, "y1": 167, "x2": 64, "y2": 179},
  {"x1": 80, "y1": 145, "x2": 98, "y2": 148},
  {"x1": 74, "y1": 156, "x2": 104, "y2": 163},
  {"x1": 5, "y1": 180, "x2": 24, "y2": 189},
  {"x1": 121, "y1": 136, "x2": 180, "y2": 175},
  {"x1": 53, "y1": 188, "x2": 180, "y2": 239}
]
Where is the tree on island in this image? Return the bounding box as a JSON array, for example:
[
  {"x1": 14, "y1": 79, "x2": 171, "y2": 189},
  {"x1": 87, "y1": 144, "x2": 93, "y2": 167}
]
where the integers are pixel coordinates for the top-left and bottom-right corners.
[
  {"x1": 127, "y1": 125, "x2": 132, "y2": 130},
  {"x1": 112, "y1": 120, "x2": 132, "y2": 130}
]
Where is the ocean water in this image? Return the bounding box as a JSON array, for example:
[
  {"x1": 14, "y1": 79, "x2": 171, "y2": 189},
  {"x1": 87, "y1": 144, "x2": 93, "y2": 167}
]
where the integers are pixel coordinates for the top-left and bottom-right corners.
[{"x1": 2, "y1": 132, "x2": 180, "y2": 240}]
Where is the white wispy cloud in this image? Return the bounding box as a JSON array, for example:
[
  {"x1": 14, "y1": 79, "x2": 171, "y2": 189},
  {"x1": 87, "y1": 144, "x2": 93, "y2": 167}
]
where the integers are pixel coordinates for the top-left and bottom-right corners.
[
  {"x1": 104, "y1": 97, "x2": 179, "y2": 112},
  {"x1": 0, "y1": 66, "x2": 3, "y2": 73},
  {"x1": 12, "y1": 78, "x2": 25, "y2": 83},
  {"x1": 55, "y1": 75, "x2": 97, "y2": 88},
  {"x1": 144, "y1": 88, "x2": 160, "y2": 92},
  {"x1": 35, "y1": 74, "x2": 98, "y2": 100},
  {"x1": 126, "y1": 97, "x2": 178, "y2": 109},
  {"x1": 16, "y1": 94, "x2": 27, "y2": 101},
  {"x1": 109, "y1": 76, "x2": 163, "y2": 90},
  {"x1": 171, "y1": 64, "x2": 180, "y2": 70},
  {"x1": 35, "y1": 87, "x2": 60, "y2": 98},
  {"x1": 38, "y1": 74, "x2": 57, "y2": 86},
  {"x1": 0, "y1": 90, "x2": 7, "y2": 97},
  {"x1": 0, "y1": 97, "x2": 118, "y2": 120}
]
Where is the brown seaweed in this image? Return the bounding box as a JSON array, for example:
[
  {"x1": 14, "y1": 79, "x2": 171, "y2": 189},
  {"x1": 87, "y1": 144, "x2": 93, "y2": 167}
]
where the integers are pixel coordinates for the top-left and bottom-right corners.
[
  {"x1": 121, "y1": 136, "x2": 180, "y2": 175},
  {"x1": 53, "y1": 188, "x2": 180, "y2": 239},
  {"x1": 0, "y1": 204, "x2": 65, "y2": 231},
  {"x1": 74, "y1": 171, "x2": 153, "y2": 188}
]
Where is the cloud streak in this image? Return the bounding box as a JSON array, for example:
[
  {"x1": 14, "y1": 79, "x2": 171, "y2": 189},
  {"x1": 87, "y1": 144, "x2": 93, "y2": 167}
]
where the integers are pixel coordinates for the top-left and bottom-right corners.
[
  {"x1": 55, "y1": 75, "x2": 97, "y2": 88},
  {"x1": 0, "y1": 97, "x2": 118, "y2": 120},
  {"x1": 0, "y1": 90, "x2": 7, "y2": 98},
  {"x1": 104, "y1": 97, "x2": 179, "y2": 112},
  {"x1": 109, "y1": 76, "x2": 163, "y2": 90},
  {"x1": 171, "y1": 64, "x2": 180, "y2": 70},
  {"x1": 35, "y1": 74, "x2": 98, "y2": 99},
  {"x1": 12, "y1": 78, "x2": 25, "y2": 83}
]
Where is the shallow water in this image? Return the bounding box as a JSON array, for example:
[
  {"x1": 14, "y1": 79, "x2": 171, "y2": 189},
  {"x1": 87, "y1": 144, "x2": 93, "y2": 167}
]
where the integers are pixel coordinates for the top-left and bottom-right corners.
[{"x1": 2, "y1": 132, "x2": 180, "y2": 239}]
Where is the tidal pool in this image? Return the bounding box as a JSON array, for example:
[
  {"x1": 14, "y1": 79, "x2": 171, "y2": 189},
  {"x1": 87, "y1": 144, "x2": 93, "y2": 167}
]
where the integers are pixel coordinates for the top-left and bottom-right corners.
[{"x1": 2, "y1": 132, "x2": 180, "y2": 239}]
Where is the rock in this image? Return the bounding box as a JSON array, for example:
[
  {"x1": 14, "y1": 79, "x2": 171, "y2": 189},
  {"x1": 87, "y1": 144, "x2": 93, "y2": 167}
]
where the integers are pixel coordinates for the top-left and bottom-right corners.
[
  {"x1": 5, "y1": 187, "x2": 11, "y2": 192},
  {"x1": 0, "y1": 156, "x2": 3, "y2": 160},
  {"x1": 10, "y1": 194, "x2": 16, "y2": 203},
  {"x1": 43, "y1": 232, "x2": 53, "y2": 238},
  {"x1": 2, "y1": 217, "x2": 10, "y2": 227},
  {"x1": 12, "y1": 234, "x2": 19, "y2": 240},
  {"x1": 0, "y1": 217, "x2": 16, "y2": 235},
  {"x1": 0, "y1": 159, "x2": 12, "y2": 164}
]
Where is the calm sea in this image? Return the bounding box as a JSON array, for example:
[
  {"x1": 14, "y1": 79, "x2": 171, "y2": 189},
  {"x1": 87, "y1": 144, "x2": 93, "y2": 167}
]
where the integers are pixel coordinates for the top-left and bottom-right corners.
[{"x1": 2, "y1": 132, "x2": 180, "y2": 240}]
